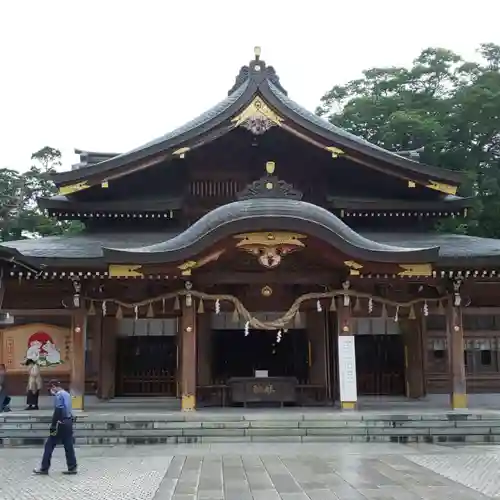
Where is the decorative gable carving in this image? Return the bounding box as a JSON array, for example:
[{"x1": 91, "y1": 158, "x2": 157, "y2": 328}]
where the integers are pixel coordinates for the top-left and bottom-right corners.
[{"x1": 236, "y1": 161, "x2": 303, "y2": 200}]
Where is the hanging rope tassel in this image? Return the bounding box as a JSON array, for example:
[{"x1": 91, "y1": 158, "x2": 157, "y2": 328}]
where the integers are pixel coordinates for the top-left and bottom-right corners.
[
  {"x1": 423, "y1": 301, "x2": 429, "y2": 317},
  {"x1": 173, "y1": 296, "x2": 180, "y2": 311},
  {"x1": 408, "y1": 304, "x2": 416, "y2": 320},
  {"x1": 88, "y1": 301, "x2": 96, "y2": 316},
  {"x1": 329, "y1": 297, "x2": 337, "y2": 311},
  {"x1": 380, "y1": 303, "x2": 387, "y2": 318},
  {"x1": 134, "y1": 305, "x2": 139, "y2": 320},
  {"x1": 354, "y1": 297, "x2": 361, "y2": 312},
  {"x1": 316, "y1": 300, "x2": 322, "y2": 312},
  {"x1": 162, "y1": 298, "x2": 166, "y2": 313},
  {"x1": 294, "y1": 310, "x2": 302, "y2": 328},
  {"x1": 147, "y1": 303, "x2": 154, "y2": 318},
  {"x1": 102, "y1": 301, "x2": 107, "y2": 317},
  {"x1": 438, "y1": 300, "x2": 445, "y2": 315},
  {"x1": 368, "y1": 297, "x2": 373, "y2": 314},
  {"x1": 394, "y1": 305, "x2": 399, "y2": 322},
  {"x1": 115, "y1": 305, "x2": 123, "y2": 319},
  {"x1": 197, "y1": 299, "x2": 205, "y2": 314},
  {"x1": 232, "y1": 308, "x2": 239, "y2": 323}
]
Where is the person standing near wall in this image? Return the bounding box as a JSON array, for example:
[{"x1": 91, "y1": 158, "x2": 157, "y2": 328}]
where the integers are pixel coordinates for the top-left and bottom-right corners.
[{"x1": 25, "y1": 358, "x2": 42, "y2": 410}]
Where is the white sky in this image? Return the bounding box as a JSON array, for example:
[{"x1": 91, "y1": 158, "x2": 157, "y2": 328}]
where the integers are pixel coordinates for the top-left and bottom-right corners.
[{"x1": 1, "y1": 0, "x2": 499, "y2": 171}]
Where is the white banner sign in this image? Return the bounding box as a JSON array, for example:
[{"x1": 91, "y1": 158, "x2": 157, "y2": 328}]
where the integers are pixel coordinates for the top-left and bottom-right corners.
[{"x1": 338, "y1": 335, "x2": 358, "y2": 402}]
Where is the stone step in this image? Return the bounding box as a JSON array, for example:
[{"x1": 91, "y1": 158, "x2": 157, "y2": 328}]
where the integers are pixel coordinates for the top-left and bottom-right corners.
[{"x1": 3, "y1": 412, "x2": 500, "y2": 446}]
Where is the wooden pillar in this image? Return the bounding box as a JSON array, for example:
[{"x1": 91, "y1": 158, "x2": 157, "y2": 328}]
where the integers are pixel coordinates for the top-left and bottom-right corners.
[
  {"x1": 98, "y1": 318, "x2": 117, "y2": 399},
  {"x1": 70, "y1": 308, "x2": 86, "y2": 410},
  {"x1": 401, "y1": 317, "x2": 425, "y2": 398},
  {"x1": 447, "y1": 302, "x2": 467, "y2": 409},
  {"x1": 337, "y1": 296, "x2": 357, "y2": 410},
  {"x1": 306, "y1": 311, "x2": 326, "y2": 385},
  {"x1": 180, "y1": 299, "x2": 197, "y2": 411},
  {"x1": 197, "y1": 313, "x2": 212, "y2": 386}
]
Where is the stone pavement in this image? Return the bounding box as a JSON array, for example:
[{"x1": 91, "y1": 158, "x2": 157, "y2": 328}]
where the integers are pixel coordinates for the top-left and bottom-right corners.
[{"x1": 0, "y1": 442, "x2": 499, "y2": 499}]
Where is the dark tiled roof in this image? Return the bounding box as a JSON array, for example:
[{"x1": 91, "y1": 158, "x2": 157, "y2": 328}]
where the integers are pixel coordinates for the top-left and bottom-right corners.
[
  {"x1": 52, "y1": 79, "x2": 249, "y2": 184},
  {"x1": 102, "y1": 199, "x2": 438, "y2": 264},
  {"x1": 365, "y1": 232, "x2": 500, "y2": 262},
  {"x1": 38, "y1": 195, "x2": 183, "y2": 213},
  {"x1": 265, "y1": 81, "x2": 462, "y2": 184},
  {"x1": 53, "y1": 54, "x2": 462, "y2": 188},
  {"x1": 2, "y1": 228, "x2": 500, "y2": 267},
  {"x1": 327, "y1": 195, "x2": 472, "y2": 211}
]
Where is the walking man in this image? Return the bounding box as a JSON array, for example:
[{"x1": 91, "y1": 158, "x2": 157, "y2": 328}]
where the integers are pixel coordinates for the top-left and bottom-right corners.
[{"x1": 33, "y1": 379, "x2": 77, "y2": 475}]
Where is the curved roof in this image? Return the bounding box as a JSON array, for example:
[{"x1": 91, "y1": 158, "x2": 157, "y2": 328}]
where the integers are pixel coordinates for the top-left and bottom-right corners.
[
  {"x1": 102, "y1": 198, "x2": 439, "y2": 264},
  {"x1": 52, "y1": 51, "x2": 463, "y2": 189}
]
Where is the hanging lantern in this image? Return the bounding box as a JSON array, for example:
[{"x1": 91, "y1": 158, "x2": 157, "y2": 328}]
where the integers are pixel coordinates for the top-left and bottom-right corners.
[
  {"x1": 244, "y1": 321, "x2": 250, "y2": 336},
  {"x1": 147, "y1": 303, "x2": 154, "y2": 318},
  {"x1": 394, "y1": 305, "x2": 399, "y2": 322},
  {"x1": 102, "y1": 301, "x2": 107, "y2": 317},
  {"x1": 115, "y1": 305, "x2": 123, "y2": 319},
  {"x1": 423, "y1": 301, "x2": 429, "y2": 317},
  {"x1": 215, "y1": 299, "x2": 221, "y2": 314},
  {"x1": 316, "y1": 300, "x2": 322, "y2": 312},
  {"x1": 173, "y1": 296, "x2": 180, "y2": 311},
  {"x1": 329, "y1": 296, "x2": 337, "y2": 311},
  {"x1": 197, "y1": 299, "x2": 205, "y2": 314},
  {"x1": 88, "y1": 301, "x2": 96, "y2": 316},
  {"x1": 408, "y1": 305, "x2": 416, "y2": 320},
  {"x1": 368, "y1": 297, "x2": 373, "y2": 314}
]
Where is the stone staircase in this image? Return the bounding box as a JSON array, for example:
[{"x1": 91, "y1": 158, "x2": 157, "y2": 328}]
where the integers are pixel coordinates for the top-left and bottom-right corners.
[{"x1": 2, "y1": 410, "x2": 500, "y2": 447}]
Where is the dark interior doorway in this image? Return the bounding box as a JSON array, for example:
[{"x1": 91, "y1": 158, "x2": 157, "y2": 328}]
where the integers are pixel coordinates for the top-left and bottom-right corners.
[
  {"x1": 115, "y1": 336, "x2": 177, "y2": 396},
  {"x1": 212, "y1": 329, "x2": 309, "y2": 383},
  {"x1": 355, "y1": 335, "x2": 405, "y2": 395}
]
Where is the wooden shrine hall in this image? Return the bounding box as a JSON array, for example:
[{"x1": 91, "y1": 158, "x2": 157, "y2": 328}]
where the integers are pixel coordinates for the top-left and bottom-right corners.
[{"x1": 1, "y1": 47, "x2": 500, "y2": 411}]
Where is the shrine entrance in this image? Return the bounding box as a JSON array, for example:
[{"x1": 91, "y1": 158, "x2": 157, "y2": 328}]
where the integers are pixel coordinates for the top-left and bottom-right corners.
[
  {"x1": 212, "y1": 328, "x2": 309, "y2": 383},
  {"x1": 114, "y1": 319, "x2": 178, "y2": 397}
]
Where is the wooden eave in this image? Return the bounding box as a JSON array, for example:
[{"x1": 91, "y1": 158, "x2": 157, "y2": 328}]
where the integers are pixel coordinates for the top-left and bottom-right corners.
[
  {"x1": 38, "y1": 195, "x2": 183, "y2": 216},
  {"x1": 52, "y1": 52, "x2": 463, "y2": 198}
]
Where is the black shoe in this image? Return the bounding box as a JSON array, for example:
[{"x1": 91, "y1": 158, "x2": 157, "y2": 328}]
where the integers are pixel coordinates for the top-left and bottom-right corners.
[
  {"x1": 25, "y1": 406, "x2": 33, "y2": 410},
  {"x1": 33, "y1": 468, "x2": 49, "y2": 475},
  {"x1": 33, "y1": 406, "x2": 39, "y2": 410},
  {"x1": 62, "y1": 469, "x2": 77, "y2": 475}
]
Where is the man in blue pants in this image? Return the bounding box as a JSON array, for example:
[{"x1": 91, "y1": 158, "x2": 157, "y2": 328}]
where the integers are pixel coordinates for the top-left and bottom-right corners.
[{"x1": 33, "y1": 380, "x2": 78, "y2": 475}]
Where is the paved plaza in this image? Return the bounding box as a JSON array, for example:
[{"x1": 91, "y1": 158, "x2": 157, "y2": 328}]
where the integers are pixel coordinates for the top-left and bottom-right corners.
[{"x1": 1, "y1": 442, "x2": 500, "y2": 499}]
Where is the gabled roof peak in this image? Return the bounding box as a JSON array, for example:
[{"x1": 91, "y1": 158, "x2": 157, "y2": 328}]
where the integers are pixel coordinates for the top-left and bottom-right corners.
[{"x1": 228, "y1": 47, "x2": 287, "y2": 96}]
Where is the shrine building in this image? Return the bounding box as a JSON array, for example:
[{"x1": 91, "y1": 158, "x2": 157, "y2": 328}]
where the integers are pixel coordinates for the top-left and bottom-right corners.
[{"x1": 1, "y1": 48, "x2": 499, "y2": 411}]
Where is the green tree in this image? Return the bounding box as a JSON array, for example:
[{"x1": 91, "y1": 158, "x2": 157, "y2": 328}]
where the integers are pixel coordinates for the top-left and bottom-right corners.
[
  {"x1": 317, "y1": 44, "x2": 500, "y2": 237},
  {"x1": 0, "y1": 146, "x2": 83, "y2": 241}
]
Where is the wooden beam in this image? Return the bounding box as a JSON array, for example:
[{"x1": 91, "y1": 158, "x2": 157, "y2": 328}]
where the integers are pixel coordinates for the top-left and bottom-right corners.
[
  {"x1": 197, "y1": 271, "x2": 337, "y2": 285},
  {"x1": 2, "y1": 309, "x2": 73, "y2": 316}
]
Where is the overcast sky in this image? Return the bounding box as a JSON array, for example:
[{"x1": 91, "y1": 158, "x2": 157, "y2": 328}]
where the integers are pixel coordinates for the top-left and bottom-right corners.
[{"x1": 1, "y1": 1, "x2": 499, "y2": 171}]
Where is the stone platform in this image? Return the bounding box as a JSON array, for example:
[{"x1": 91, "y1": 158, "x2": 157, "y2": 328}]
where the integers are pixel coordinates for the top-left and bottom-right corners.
[{"x1": 3, "y1": 407, "x2": 500, "y2": 447}]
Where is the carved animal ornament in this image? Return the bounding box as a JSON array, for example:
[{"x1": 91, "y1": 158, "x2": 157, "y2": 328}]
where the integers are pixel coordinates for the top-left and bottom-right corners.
[{"x1": 234, "y1": 232, "x2": 306, "y2": 269}]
